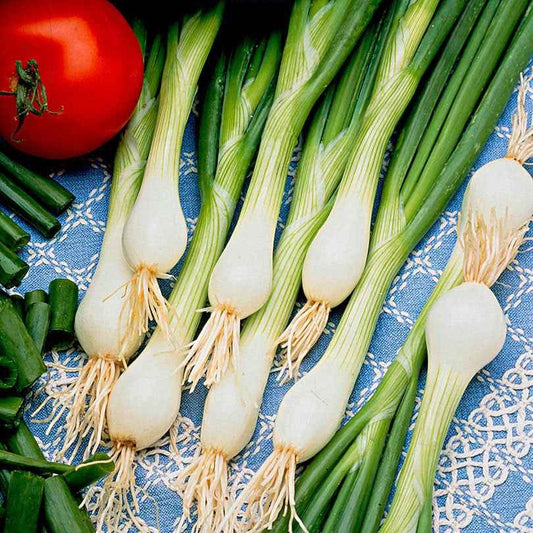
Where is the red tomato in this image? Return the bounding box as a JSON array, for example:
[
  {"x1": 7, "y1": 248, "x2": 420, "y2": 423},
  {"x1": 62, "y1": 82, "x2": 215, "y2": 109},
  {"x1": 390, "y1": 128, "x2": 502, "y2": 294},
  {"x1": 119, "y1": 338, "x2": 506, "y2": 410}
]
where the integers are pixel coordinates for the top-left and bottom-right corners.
[{"x1": 0, "y1": 0, "x2": 144, "y2": 159}]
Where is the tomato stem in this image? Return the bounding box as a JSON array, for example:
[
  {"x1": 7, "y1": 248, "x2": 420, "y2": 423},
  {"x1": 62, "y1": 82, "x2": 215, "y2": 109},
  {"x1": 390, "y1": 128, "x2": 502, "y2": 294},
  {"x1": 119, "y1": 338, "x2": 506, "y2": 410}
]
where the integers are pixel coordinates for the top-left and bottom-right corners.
[{"x1": 0, "y1": 60, "x2": 62, "y2": 140}]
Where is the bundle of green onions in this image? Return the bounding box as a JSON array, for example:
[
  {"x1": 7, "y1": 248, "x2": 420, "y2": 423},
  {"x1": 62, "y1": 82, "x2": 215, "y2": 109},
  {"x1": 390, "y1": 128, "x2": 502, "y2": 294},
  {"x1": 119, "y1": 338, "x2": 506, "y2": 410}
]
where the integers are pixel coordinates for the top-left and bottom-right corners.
[
  {"x1": 94, "y1": 29, "x2": 281, "y2": 531},
  {"x1": 181, "y1": 0, "x2": 387, "y2": 392},
  {"x1": 41, "y1": 23, "x2": 166, "y2": 462},
  {"x1": 173, "y1": 18, "x2": 386, "y2": 532},
  {"x1": 0, "y1": 150, "x2": 74, "y2": 288},
  {"x1": 260, "y1": 2, "x2": 533, "y2": 533},
  {"x1": 228, "y1": 1, "x2": 533, "y2": 532}
]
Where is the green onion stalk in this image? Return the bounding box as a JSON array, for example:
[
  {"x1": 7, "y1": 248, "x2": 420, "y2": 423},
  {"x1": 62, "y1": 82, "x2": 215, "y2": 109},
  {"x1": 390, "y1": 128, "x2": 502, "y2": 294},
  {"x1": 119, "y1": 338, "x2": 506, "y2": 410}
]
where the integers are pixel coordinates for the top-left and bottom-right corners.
[
  {"x1": 174, "y1": 20, "x2": 386, "y2": 533},
  {"x1": 120, "y1": 5, "x2": 224, "y2": 340},
  {"x1": 182, "y1": 0, "x2": 387, "y2": 393},
  {"x1": 96, "y1": 32, "x2": 281, "y2": 533},
  {"x1": 269, "y1": 1, "x2": 533, "y2": 532},
  {"x1": 36, "y1": 25, "x2": 165, "y2": 461},
  {"x1": 277, "y1": 0, "x2": 469, "y2": 375}
]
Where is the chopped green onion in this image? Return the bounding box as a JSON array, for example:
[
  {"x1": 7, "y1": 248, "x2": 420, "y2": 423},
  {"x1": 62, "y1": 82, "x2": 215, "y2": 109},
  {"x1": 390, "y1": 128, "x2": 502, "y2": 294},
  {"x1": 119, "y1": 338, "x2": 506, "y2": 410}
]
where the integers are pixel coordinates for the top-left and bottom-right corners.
[
  {"x1": 6, "y1": 423, "x2": 94, "y2": 533},
  {"x1": 0, "y1": 151, "x2": 74, "y2": 215},
  {"x1": 10, "y1": 293, "x2": 24, "y2": 317},
  {"x1": 24, "y1": 289, "x2": 47, "y2": 311},
  {"x1": 0, "y1": 397, "x2": 23, "y2": 429},
  {"x1": 0, "y1": 291, "x2": 46, "y2": 390},
  {"x1": 0, "y1": 172, "x2": 60, "y2": 238},
  {"x1": 25, "y1": 302, "x2": 51, "y2": 354},
  {"x1": 47, "y1": 278, "x2": 78, "y2": 350},
  {"x1": 0, "y1": 355, "x2": 17, "y2": 392},
  {"x1": 0, "y1": 211, "x2": 29, "y2": 251},
  {"x1": 4, "y1": 470, "x2": 44, "y2": 533},
  {"x1": 43, "y1": 476, "x2": 94, "y2": 533},
  {"x1": 0, "y1": 242, "x2": 28, "y2": 288}
]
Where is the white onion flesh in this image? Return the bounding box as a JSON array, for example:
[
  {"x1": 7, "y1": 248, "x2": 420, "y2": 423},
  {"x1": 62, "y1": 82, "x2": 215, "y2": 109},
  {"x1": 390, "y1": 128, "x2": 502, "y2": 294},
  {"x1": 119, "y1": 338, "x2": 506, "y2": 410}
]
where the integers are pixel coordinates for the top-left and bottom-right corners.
[
  {"x1": 107, "y1": 331, "x2": 183, "y2": 450},
  {"x1": 302, "y1": 197, "x2": 371, "y2": 306},
  {"x1": 208, "y1": 208, "x2": 273, "y2": 317}
]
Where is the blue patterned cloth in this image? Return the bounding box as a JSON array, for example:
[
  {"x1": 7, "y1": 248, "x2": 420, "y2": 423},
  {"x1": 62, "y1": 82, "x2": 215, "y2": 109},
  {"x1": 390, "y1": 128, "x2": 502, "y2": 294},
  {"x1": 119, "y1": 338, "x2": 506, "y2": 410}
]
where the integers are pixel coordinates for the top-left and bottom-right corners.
[{"x1": 5, "y1": 62, "x2": 532, "y2": 533}]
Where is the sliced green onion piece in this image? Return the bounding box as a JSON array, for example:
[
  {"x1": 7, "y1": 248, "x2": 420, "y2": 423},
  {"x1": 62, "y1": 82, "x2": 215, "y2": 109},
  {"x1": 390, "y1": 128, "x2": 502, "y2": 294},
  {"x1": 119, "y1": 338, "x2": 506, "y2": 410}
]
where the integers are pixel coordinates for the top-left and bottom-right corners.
[
  {"x1": 0, "y1": 355, "x2": 17, "y2": 392},
  {"x1": 43, "y1": 476, "x2": 94, "y2": 533},
  {"x1": 4, "y1": 470, "x2": 44, "y2": 533},
  {"x1": 6, "y1": 422, "x2": 94, "y2": 533},
  {"x1": 10, "y1": 293, "x2": 24, "y2": 317},
  {"x1": 0, "y1": 242, "x2": 28, "y2": 289},
  {"x1": 48, "y1": 278, "x2": 78, "y2": 350},
  {"x1": 0, "y1": 151, "x2": 74, "y2": 215},
  {"x1": 0, "y1": 172, "x2": 60, "y2": 238},
  {"x1": 0, "y1": 396, "x2": 23, "y2": 429},
  {"x1": 25, "y1": 302, "x2": 52, "y2": 354},
  {"x1": 24, "y1": 289, "x2": 47, "y2": 312},
  {"x1": 0, "y1": 291, "x2": 46, "y2": 390},
  {"x1": 0, "y1": 211, "x2": 29, "y2": 251}
]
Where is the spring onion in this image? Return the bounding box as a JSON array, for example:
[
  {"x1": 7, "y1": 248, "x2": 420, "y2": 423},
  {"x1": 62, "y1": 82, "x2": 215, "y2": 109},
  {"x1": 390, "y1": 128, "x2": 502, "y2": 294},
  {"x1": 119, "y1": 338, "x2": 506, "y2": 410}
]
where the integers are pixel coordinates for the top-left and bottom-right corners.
[
  {"x1": 121, "y1": 6, "x2": 223, "y2": 340},
  {"x1": 307, "y1": 78, "x2": 533, "y2": 531},
  {"x1": 175, "y1": 22, "x2": 384, "y2": 532},
  {"x1": 0, "y1": 242, "x2": 28, "y2": 288},
  {"x1": 238, "y1": 1, "x2": 533, "y2": 531},
  {"x1": 378, "y1": 146, "x2": 533, "y2": 533},
  {"x1": 47, "y1": 28, "x2": 165, "y2": 460},
  {"x1": 0, "y1": 211, "x2": 29, "y2": 251},
  {"x1": 277, "y1": 0, "x2": 465, "y2": 377},
  {"x1": 183, "y1": 0, "x2": 387, "y2": 390},
  {"x1": 99, "y1": 32, "x2": 280, "y2": 531},
  {"x1": 0, "y1": 291, "x2": 46, "y2": 390},
  {"x1": 4, "y1": 470, "x2": 44, "y2": 533},
  {"x1": 0, "y1": 171, "x2": 60, "y2": 238},
  {"x1": 0, "y1": 150, "x2": 74, "y2": 215},
  {"x1": 47, "y1": 278, "x2": 78, "y2": 350}
]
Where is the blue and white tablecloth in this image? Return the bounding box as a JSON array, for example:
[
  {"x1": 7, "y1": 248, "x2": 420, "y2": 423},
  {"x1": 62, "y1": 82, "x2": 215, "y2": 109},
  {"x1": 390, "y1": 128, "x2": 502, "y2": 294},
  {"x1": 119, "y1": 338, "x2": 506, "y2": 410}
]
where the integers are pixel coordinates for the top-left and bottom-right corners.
[{"x1": 5, "y1": 63, "x2": 532, "y2": 533}]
